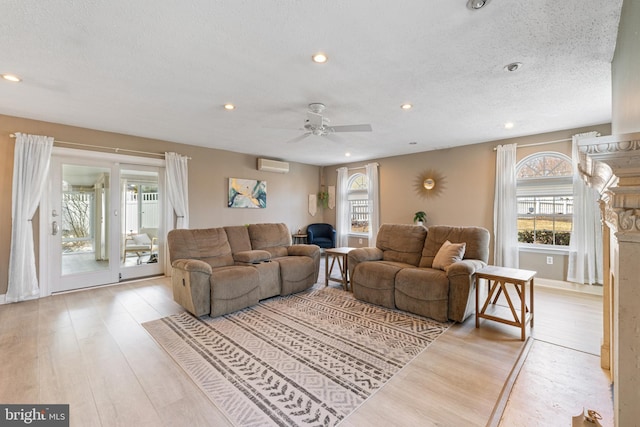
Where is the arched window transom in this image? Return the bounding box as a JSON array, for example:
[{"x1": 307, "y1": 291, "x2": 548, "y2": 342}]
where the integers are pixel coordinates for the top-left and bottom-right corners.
[{"x1": 516, "y1": 152, "x2": 573, "y2": 247}]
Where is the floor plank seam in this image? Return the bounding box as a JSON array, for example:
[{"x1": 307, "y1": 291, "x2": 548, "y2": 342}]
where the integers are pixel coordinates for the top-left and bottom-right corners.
[
  {"x1": 486, "y1": 336, "x2": 534, "y2": 427},
  {"x1": 532, "y1": 337, "x2": 600, "y2": 357}
]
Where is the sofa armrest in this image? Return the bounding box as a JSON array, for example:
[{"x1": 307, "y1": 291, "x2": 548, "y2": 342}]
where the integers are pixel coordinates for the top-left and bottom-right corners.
[
  {"x1": 348, "y1": 247, "x2": 383, "y2": 263},
  {"x1": 172, "y1": 258, "x2": 213, "y2": 275},
  {"x1": 447, "y1": 259, "x2": 487, "y2": 322},
  {"x1": 447, "y1": 259, "x2": 486, "y2": 277},
  {"x1": 347, "y1": 247, "x2": 383, "y2": 279},
  {"x1": 287, "y1": 244, "x2": 319, "y2": 258},
  {"x1": 171, "y1": 259, "x2": 212, "y2": 316},
  {"x1": 233, "y1": 250, "x2": 271, "y2": 264},
  {"x1": 287, "y1": 244, "x2": 321, "y2": 283}
]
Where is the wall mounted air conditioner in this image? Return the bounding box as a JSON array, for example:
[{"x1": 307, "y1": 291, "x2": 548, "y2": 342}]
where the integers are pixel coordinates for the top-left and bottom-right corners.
[{"x1": 257, "y1": 158, "x2": 289, "y2": 173}]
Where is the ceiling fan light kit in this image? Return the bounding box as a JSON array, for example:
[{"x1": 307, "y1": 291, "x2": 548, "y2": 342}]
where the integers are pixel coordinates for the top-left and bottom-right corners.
[
  {"x1": 290, "y1": 103, "x2": 372, "y2": 141},
  {"x1": 467, "y1": 0, "x2": 490, "y2": 10},
  {"x1": 504, "y1": 62, "x2": 523, "y2": 72}
]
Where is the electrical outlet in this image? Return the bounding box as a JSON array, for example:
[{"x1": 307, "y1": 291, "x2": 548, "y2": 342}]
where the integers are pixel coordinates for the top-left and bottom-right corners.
[
  {"x1": 358, "y1": 238, "x2": 363, "y2": 244},
  {"x1": 546, "y1": 256, "x2": 553, "y2": 265}
]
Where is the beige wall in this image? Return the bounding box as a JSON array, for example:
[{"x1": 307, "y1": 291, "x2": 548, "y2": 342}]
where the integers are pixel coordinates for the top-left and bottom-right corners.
[
  {"x1": 322, "y1": 123, "x2": 611, "y2": 280},
  {"x1": 612, "y1": 0, "x2": 640, "y2": 134},
  {"x1": 0, "y1": 114, "x2": 322, "y2": 295},
  {"x1": 0, "y1": 113, "x2": 613, "y2": 294}
]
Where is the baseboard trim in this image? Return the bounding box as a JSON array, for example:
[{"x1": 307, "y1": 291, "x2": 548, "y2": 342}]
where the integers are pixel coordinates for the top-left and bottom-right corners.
[
  {"x1": 486, "y1": 337, "x2": 534, "y2": 427},
  {"x1": 535, "y1": 278, "x2": 603, "y2": 296},
  {"x1": 0, "y1": 294, "x2": 5, "y2": 305}
]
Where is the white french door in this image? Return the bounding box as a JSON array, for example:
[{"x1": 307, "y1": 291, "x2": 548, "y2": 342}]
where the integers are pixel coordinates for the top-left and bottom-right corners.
[
  {"x1": 40, "y1": 148, "x2": 166, "y2": 294},
  {"x1": 48, "y1": 156, "x2": 119, "y2": 291}
]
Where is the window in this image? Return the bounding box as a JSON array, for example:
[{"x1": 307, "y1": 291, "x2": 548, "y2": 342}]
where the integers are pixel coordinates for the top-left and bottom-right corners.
[
  {"x1": 516, "y1": 152, "x2": 573, "y2": 247},
  {"x1": 348, "y1": 173, "x2": 369, "y2": 234},
  {"x1": 61, "y1": 189, "x2": 94, "y2": 253}
]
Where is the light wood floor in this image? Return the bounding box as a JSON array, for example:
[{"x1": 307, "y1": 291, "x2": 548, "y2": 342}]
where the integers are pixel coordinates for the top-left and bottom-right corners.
[{"x1": 0, "y1": 259, "x2": 612, "y2": 426}]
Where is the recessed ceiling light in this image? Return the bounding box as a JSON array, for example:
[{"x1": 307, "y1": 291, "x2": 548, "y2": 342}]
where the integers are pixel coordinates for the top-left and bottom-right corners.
[
  {"x1": 345, "y1": 152, "x2": 351, "y2": 157},
  {"x1": 1, "y1": 73, "x2": 21, "y2": 82},
  {"x1": 504, "y1": 122, "x2": 515, "y2": 129},
  {"x1": 504, "y1": 62, "x2": 523, "y2": 72},
  {"x1": 467, "y1": 0, "x2": 491, "y2": 10},
  {"x1": 400, "y1": 103, "x2": 413, "y2": 110},
  {"x1": 224, "y1": 103, "x2": 236, "y2": 110},
  {"x1": 312, "y1": 53, "x2": 328, "y2": 63}
]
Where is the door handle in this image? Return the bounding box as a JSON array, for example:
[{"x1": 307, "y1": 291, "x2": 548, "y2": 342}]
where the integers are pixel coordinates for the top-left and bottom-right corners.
[{"x1": 52, "y1": 221, "x2": 59, "y2": 236}]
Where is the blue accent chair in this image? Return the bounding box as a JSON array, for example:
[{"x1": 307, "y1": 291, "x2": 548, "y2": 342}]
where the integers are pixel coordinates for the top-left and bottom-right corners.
[{"x1": 306, "y1": 223, "x2": 336, "y2": 249}]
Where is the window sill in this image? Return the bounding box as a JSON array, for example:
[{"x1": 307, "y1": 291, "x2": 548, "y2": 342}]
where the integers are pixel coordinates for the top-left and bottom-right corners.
[
  {"x1": 518, "y1": 245, "x2": 570, "y2": 255},
  {"x1": 348, "y1": 232, "x2": 369, "y2": 238}
]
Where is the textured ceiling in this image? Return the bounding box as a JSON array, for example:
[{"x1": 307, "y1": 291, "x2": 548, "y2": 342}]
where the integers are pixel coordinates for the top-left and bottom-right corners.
[{"x1": 0, "y1": 0, "x2": 623, "y2": 166}]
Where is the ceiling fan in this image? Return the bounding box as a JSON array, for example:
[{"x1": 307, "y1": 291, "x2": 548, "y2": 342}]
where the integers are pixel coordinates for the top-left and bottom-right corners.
[{"x1": 287, "y1": 103, "x2": 372, "y2": 143}]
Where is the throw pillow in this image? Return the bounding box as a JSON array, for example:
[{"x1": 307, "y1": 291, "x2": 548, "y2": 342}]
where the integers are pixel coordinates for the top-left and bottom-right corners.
[
  {"x1": 433, "y1": 240, "x2": 466, "y2": 271},
  {"x1": 133, "y1": 233, "x2": 152, "y2": 245}
]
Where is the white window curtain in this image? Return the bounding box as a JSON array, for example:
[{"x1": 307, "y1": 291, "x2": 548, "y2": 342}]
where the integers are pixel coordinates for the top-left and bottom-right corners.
[
  {"x1": 336, "y1": 167, "x2": 349, "y2": 247},
  {"x1": 7, "y1": 133, "x2": 54, "y2": 302},
  {"x1": 165, "y1": 152, "x2": 189, "y2": 229},
  {"x1": 567, "y1": 132, "x2": 603, "y2": 285},
  {"x1": 493, "y1": 143, "x2": 519, "y2": 268},
  {"x1": 365, "y1": 162, "x2": 380, "y2": 246}
]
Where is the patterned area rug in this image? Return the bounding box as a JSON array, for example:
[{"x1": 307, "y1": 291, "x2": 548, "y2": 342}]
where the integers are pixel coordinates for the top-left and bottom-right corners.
[{"x1": 143, "y1": 287, "x2": 450, "y2": 426}]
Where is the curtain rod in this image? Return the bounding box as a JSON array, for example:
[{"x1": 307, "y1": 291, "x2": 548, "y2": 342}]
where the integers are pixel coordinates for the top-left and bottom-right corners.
[
  {"x1": 335, "y1": 162, "x2": 379, "y2": 171},
  {"x1": 334, "y1": 166, "x2": 365, "y2": 171},
  {"x1": 9, "y1": 133, "x2": 191, "y2": 159},
  {"x1": 493, "y1": 137, "x2": 571, "y2": 151}
]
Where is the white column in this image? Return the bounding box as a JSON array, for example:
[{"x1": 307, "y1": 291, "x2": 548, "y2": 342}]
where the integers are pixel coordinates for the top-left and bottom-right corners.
[{"x1": 578, "y1": 133, "x2": 640, "y2": 427}]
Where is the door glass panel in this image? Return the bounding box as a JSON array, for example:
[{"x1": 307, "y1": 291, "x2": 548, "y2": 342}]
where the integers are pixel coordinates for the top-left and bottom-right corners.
[
  {"x1": 61, "y1": 164, "x2": 110, "y2": 276},
  {"x1": 121, "y1": 170, "x2": 160, "y2": 267}
]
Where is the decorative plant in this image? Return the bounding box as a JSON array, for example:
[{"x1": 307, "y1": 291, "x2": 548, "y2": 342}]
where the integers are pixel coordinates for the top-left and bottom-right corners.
[
  {"x1": 413, "y1": 211, "x2": 427, "y2": 224},
  {"x1": 318, "y1": 190, "x2": 329, "y2": 208}
]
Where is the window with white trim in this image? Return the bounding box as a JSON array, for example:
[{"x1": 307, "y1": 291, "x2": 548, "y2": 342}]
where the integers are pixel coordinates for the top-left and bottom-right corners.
[
  {"x1": 348, "y1": 173, "x2": 369, "y2": 234},
  {"x1": 516, "y1": 152, "x2": 573, "y2": 246}
]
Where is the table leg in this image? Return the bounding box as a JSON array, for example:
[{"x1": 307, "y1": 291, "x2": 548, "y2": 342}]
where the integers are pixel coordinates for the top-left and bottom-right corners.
[
  {"x1": 530, "y1": 278, "x2": 534, "y2": 328},
  {"x1": 324, "y1": 253, "x2": 330, "y2": 287},
  {"x1": 343, "y1": 255, "x2": 349, "y2": 291},
  {"x1": 475, "y1": 275, "x2": 480, "y2": 328},
  {"x1": 520, "y1": 282, "x2": 526, "y2": 340}
]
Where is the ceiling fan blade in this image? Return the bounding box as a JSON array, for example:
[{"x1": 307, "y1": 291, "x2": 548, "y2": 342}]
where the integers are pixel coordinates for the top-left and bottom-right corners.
[
  {"x1": 285, "y1": 133, "x2": 311, "y2": 143},
  {"x1": 325, "y1": 133, "x2": 344, "y2": 143},
  {"x1": 329, "y1": 124, "x2": 372, "y2": 133},
  {"x1": 307, "y1": 111, "x2": 324, "y2": 127}
]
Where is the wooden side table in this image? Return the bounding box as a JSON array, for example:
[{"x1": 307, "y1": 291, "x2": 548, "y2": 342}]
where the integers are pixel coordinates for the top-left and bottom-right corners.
[
  {"x1": 475, "y1": 266, "x2": 536, "y2": 341},
  {"x1": 292, "y1": 234, "x2": 307, "y2": 244},
  {"x1": 325, "y1": 247, "x2": 356, "y2": 291}
]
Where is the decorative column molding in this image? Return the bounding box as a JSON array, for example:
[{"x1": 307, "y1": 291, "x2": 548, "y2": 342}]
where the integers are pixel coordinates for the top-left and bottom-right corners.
[
  {"x1": 578, "y1": 133, "x2": 640, "y2": 240},
  {"x1": 577, "y1": 132, "x2": 640, "y2": 427}
]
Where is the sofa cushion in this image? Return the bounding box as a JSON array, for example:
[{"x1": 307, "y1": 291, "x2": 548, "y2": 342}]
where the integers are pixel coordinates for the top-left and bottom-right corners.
[
  {"x1": 352, "y1": 261, "x2": 410, "y2": 309},
  {"x1": 432, "y1": 240, "x2": 466, "y2": 271},
  {"x1": 420, "y1": 225, "x2": 490, "y2": 268},
  {"x1": 395, "y1": 267, "x2": 449, "y2": 322},
  {"x1": 224, "y1": 225, "x2": 253, "y2": 253},
  {"x1": 210, "y1": 266, "x2": 261, "y2": 317},
  {"x1": 248, "y1": 223, "x2": 291, "y2": 258},
  {"x1": 167, "y1": 228, "x2": 234, "y2": 267},
  {"x1": 376, "y1": 224, "x2": 428, "y2": 266},
  {"x1": 274, "y1": 256, "x2": 316, "y2": 295},
  {"x1": 132, "y1": 233, "x2": 152, "y2": 245},
  {"x1": 233, "y1": 250, "x2": 271, "y2": 264}
]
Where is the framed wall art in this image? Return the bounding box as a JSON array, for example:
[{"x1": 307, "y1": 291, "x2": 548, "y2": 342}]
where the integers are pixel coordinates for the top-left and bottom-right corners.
[{"x1": 228, "y1": 178, "x2": 267, "y2": 208}]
